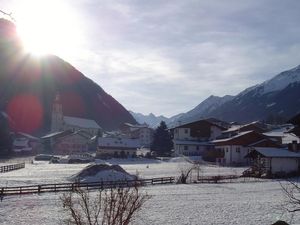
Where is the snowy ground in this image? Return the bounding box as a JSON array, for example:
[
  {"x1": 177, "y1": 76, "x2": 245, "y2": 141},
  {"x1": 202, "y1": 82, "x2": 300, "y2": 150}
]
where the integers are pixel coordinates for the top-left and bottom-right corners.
[{"x1": 1, "y1": 158, "x2": 300, "y2": 224}]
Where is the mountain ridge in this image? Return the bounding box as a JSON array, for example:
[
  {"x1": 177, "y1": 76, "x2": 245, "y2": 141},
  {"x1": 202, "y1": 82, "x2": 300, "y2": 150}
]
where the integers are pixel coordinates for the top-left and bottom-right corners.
[{"x1": 0, "y1": 18, "x2": 136, "y2": 134}]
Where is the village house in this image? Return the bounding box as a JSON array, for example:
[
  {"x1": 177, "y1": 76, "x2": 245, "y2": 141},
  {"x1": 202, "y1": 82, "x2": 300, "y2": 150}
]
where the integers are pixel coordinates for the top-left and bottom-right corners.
[
  {"x1": 51, "y1": 94, "x2": 101, "y2": 136},
  {"x1": 221, "y1": 121, "x2": 268, "y2": 138},
  {"x1": 12, "y1": 132, "x2": 42, "y2": 154},
  {"x1": 213, "y1": 131, "x2": 279, "y2": 166},
  {"x1": 96, "y1": 136, "x2": 140, "y2": 159},
  {"x1": 41, "y1": 130, "x2": 93, "y2": 155},
  {"x1": 119, "y1": 123, "x2": 153, "y2": 148},
  {"x1": 245, "y1": 147, "x2": 300, "y2": 177},
  {"x1": 263, "y1": 130, "x2": 300, "y2": 145},
  {"x1": 172, "y1": 119, "x2": 226, "y2": 156}
]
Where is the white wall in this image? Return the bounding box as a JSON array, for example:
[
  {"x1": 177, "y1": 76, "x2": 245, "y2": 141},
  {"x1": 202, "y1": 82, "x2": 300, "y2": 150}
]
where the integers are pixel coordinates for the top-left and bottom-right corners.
[
  {"x1": 174, "y1": 128, "x2": 192, "y2": 140},
  {"x1": 271, "y1": 158, "x2": 299, "y2": 173},
  {"x1": 98, "y1": 137, "x2": 140, "y2": 148},
  {"x1": 217, "y1": 145, "x2": 250, "y2": 165},
  {"x1": 174, "y1": 144, "x2": 207, "y2": 156}
]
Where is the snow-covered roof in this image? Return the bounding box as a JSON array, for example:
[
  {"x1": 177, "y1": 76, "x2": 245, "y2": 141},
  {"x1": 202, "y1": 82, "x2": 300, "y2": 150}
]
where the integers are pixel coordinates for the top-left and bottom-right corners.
[
  {"x1": 124, "y1": 123, "x2": 149, "y2": 128},
  {"x1": 263, "y1": 131, "x2": 300, "y2": 144},
  {"x1": 212, "y1": 131, "x2": 253, "y2": 143},
  {"x1": 41, "y1": 130, "x2": 72, "y2": 139},
  {"x1": 64, "y1": 116, "x2": 100, "y2": 129},
  {"x1": 173, "y1": 140, "x2": 212, "y2": 145},
  {"x1": 253, "y1": 147, "x2": 300, "y2": 158},
  {"x1": 16, "y1": 132, "x2": 40, "y2": 141}
]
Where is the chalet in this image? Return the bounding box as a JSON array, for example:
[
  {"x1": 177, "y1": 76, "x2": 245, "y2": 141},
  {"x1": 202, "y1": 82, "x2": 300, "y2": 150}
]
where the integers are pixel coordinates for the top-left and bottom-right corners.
[
  {"x1": 245, "y1": 147, "x2": 300, "y2": 177},
  {"x1": 119, "y1": 123, "x2": 153, "y2": 148},
  {"x1": 96, "y1": 136, "x2": 140, "y2": 158},
  {"x1": 263, "y1": 130, "x2": 300, "y2": 145},
  {"x1": 213, "y1": 131, "x2": 279, "y2": 166},
  {"x1": 172, "y1": 119, "x2": 226, "y2": 156},
  {"x1": 41, "y1": 130, "x2": 93, "y2": 155},
  {"x1": 221, "y1": 121, "x2": 267, "y2": 138}
]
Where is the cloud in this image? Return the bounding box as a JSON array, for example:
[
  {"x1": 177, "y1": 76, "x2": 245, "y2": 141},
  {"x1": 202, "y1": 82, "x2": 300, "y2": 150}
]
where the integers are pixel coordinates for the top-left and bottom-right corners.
[{"x1": 5, "y1": 0, "x2": 300, "y2": 117}]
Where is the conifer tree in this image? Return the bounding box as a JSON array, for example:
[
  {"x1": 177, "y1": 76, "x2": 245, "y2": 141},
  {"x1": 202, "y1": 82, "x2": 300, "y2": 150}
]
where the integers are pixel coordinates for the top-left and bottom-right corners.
[{"x1": 151, "y1": 121, "x2": 173, "y2": 156}]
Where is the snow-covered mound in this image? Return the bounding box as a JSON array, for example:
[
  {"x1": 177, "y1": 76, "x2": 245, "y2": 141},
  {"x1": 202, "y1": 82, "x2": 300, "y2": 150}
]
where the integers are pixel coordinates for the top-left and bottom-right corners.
[{"x1": 70, "y1": 164, "x2": 137, "y2": 182}]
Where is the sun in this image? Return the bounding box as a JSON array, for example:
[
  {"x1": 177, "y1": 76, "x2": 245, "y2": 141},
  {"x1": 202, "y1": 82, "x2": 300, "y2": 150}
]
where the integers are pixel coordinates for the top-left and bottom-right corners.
[{"x1": 14, "y1": 0, "x2": 83, "y2": 57}]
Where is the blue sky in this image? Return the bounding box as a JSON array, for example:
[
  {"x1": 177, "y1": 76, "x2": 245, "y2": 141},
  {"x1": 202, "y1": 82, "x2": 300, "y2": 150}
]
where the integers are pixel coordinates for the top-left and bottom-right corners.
[{"x1": 2, "y1": 0, "x2": 300, "y2": 117}]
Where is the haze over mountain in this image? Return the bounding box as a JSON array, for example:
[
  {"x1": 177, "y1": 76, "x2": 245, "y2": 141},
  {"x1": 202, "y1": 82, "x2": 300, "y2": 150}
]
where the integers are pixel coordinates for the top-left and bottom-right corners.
[{"x1": 0, "y1": 19, "x2": 136, "y2": 134}]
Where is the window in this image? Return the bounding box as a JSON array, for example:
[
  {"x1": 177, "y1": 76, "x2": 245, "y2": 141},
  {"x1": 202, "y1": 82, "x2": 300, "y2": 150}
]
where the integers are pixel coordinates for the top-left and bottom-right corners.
[
  {"x1": 196, "y1": 146, "x2": 199, "y2": 150},
  {"x1": 226, "y1": 148, "x2": 228, "y2": 152},
  {"x1": 184, "y1": 129, "x2": 188, "y2": 134},
  {"x1": 184, "y1": 146, "x2": 188, "y2": 150},
  {"x1": 236, "y1": 147, "x2": 240, "y2": 153}
]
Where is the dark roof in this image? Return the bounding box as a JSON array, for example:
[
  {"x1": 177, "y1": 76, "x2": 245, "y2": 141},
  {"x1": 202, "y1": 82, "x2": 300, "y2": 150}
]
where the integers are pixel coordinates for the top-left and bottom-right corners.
[
  {"x1": 245, "y1": 147, "x2": 300, "y2": 158},
  {"x1": 171, "y1": 118, "x2": 226, "y2": 130}
]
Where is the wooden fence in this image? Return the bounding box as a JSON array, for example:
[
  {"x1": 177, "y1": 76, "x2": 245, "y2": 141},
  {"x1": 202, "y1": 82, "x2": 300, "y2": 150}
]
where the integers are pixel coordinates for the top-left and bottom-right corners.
[
  {"x1": 0, "y1": 176, "x2": 175, "y2": 197},
  {"x1": 197, "y1": 175, "x2": 240, "y2": 183},
  {"x1": 0, "y1": 163, "x2": 25, "y2": 173}
]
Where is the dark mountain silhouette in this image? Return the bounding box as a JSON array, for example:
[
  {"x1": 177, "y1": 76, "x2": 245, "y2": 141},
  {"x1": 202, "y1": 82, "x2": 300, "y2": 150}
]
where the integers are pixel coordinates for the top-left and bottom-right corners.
[{"x1": 0, "y1": 18, "x2": 136, "y2": 134}]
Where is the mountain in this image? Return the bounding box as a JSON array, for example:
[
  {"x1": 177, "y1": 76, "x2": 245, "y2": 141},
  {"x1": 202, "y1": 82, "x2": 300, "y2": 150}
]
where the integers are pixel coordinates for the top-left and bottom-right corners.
[
  {"x1": 130, "y1": 111, "x2": 183, "y2": 128},
  {"x1": 207, "y1": 65, "x2": 300, "y2": 123},
  {"x1": 0, "y1": 19, "x2": 136, "y2": 134},
  {"x1": 167, "y1": 95, "x2": 234, "y2": 127}
]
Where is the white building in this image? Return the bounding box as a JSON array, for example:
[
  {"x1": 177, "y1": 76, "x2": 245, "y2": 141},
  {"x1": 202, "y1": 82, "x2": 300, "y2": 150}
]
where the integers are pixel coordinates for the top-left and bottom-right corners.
[
  {"x1": 263, "y1": 130, "x2": 300, "y2": 145},
  {"x1": 213, "y1": 131, "x2": 279, "y2": 166},
  {"x1": 97, "y1": 136, "x2": 140, "y2": 158},
  {"x1": 51, "y1": 94, "x2": 101, "y2": 136},
  {"x1": 172, "y1": 119, "x2": 225, "y2": 156},
  {"x1": 119, "y1": 123, "x2": 153, "y2": 148},
  {"x1": 13, "y1": 132, "x2": 42, "y2": 154}
]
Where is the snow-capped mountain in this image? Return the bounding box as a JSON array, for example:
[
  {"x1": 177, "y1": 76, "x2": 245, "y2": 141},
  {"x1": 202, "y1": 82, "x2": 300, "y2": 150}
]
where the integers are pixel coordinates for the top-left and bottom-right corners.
[
  {"x1": 207, "y1": 64, "x2": 300, "y2": 123},
  {"x1": 130, "y1": 111, "x2": 183, "y2": 128},
  {"x1": 167, "y1": 95, "x2": 234, "y2": 127},
  {"x1": 241, "y1": 65, "x2": 300, "y2": 96},
  {"x1": 183, "y1": 95, "x2": 234, "y2": 119}
]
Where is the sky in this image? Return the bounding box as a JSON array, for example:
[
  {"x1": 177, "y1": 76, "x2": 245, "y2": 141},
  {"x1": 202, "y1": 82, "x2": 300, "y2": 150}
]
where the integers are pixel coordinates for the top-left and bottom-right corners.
[{"x1": 1, "y1": 0, "x2": 300, "y2": 117}]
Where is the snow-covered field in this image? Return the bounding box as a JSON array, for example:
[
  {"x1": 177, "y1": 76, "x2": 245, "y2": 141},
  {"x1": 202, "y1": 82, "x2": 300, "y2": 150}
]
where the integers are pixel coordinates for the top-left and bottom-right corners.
[{"x1": 1, "y1": 158, "x2": 299, "y2": 224}]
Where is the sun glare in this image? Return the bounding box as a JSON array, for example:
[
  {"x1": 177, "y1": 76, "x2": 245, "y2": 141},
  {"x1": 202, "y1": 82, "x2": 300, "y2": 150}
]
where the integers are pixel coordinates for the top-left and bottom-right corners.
[{"x1": 14, "y1": 0, "x2": 83, "y2": 57}]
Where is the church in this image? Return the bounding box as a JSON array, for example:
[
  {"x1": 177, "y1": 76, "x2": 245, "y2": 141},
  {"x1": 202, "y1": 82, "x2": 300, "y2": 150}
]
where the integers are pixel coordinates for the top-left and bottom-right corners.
[
  {"x1": 41, "y1": 94, "x2": 101, "y2": 155},
  {"x1": 51, "y1": 94, "x2": 101, "y2": 136}
]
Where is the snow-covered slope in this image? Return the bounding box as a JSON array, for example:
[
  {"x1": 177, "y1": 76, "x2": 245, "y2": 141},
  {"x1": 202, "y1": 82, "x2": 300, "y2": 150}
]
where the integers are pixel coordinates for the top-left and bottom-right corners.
[
  {"x1": 168, "y1": 95, "x2": 234, "y2": 126},
  {"x1": 130, "y1": 111, "x2": 182, "y2": 128},
  {"x1": 208, "y1": 64, "x2": 300, "y2": 123},
  {"x1": 185, "y1": 95, "x2": 234, "y2": 118},
  {"x1": 241, "y1": 65, "x2": 300, "y2": 97}
]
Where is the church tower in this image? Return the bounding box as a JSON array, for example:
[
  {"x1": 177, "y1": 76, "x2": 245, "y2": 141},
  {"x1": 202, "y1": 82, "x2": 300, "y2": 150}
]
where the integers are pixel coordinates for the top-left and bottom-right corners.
[{"x1": 51, "y1": 93, "x2": 64, "y2": 132}]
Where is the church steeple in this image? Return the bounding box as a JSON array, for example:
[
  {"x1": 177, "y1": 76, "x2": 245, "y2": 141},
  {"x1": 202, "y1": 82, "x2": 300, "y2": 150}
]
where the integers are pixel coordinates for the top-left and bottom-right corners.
[{"x1": 51, "y1": 93, "x2": 63, "y2": 132}]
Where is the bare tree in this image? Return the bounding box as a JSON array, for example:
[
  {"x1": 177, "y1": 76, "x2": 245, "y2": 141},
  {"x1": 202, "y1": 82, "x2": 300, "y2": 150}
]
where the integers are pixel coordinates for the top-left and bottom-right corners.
[
  {"x1": 61, "y1": 185, "x2": 149, "y2": 225},
  {"x1": 280, "y1": 180, "x2": 300, "y2": 213},
  {"x1": 177, "y1": 159, "x2": 202, "y2": 184}
]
